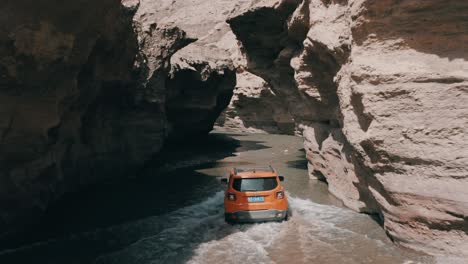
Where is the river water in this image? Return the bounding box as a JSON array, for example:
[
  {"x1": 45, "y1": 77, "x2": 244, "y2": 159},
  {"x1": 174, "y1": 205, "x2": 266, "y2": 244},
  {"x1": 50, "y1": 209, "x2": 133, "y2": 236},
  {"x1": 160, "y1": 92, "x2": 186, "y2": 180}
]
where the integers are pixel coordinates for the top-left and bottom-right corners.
[{"x1": 0, "y1": 132, "x2": 436, "y2": 264}]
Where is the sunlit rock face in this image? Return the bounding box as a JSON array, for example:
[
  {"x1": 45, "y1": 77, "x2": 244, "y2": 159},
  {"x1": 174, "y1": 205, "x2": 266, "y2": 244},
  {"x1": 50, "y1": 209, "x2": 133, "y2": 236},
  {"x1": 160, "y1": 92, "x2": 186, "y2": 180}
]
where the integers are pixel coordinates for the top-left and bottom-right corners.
[
  {"x1": 0, "y1": 0, "x2": 235, "y2": 238},
  {"x1": 223, "y1": 0, "x2": 468, "y2": 257},
  {"x1": 216, "y1": 71, "x2": 296, "y2": 134},
  {"x1": 333, "y1": 0, "x2": 468, "y2": 257},
  {"x1": 205, "y1": 0, "x2": 468, "y2": 255}
]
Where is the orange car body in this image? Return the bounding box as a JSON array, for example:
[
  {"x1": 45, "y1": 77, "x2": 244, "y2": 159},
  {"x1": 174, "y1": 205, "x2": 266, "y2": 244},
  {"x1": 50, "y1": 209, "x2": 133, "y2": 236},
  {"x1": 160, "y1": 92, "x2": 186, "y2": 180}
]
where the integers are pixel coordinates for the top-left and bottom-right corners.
[{"x1": 223, "y1": 167, "x2": 288, "y2": 223}]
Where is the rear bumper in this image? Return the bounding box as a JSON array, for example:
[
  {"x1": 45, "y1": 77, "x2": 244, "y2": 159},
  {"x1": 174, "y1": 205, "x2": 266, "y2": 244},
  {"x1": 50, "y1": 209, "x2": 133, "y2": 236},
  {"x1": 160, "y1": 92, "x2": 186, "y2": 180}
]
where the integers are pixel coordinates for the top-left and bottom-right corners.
[{"x1": 225, "y1": 209, "x2": 287, "y2": 223}]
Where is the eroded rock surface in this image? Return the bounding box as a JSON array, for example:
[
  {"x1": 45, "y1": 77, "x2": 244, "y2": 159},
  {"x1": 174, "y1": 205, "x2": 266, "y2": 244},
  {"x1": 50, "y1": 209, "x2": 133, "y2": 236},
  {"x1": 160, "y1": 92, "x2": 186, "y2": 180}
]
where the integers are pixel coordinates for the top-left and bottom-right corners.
[
  {"x1": 0, "y1": 0, "x2": 235, "y2": 238},
  {"x1": 216, "y1": 71, "x2": 295, "y2": 134},
  {"x1": 0, "y1": 0, "x2": 467, "y2": 258},
  {"x1": 0, "y1": 0, "x2": 139, "y2": 238},
  {"x1": 334, "y1": 0, "x2": 468, "y2": 256},
  {"x1": 222, "y1": 0, "x2": 468, "y2": 257}
]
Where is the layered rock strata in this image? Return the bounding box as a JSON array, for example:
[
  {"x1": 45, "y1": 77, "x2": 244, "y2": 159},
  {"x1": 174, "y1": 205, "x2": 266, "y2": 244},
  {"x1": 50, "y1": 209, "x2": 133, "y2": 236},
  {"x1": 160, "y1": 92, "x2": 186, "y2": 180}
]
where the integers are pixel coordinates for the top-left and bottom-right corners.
[
  {"x1": 0, "y1": 0, "x2": 467, "y2": 258},
  {"x1": 224, "y1": 0, "x2": 468, "y2": 257},
  {"x1": 0, "y1": 0, "x2": 235, "y2": 238}
]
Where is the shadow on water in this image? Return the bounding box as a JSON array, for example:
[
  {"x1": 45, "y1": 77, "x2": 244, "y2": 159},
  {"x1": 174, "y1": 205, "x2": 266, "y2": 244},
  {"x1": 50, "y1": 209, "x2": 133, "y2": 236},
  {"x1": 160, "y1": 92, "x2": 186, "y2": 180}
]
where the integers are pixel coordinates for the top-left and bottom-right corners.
[
  {"x1": 286, "y1": 159, "x2": 308, "y2": 170},
  {"x1": 151, "y1": 132, "x2": 270, "y2": 171},
  {"x1": 286, "y1": 148, "x2": 308, "y2": 170},
  {"x1": 0, "y1": 170, "x2": 231, "y2": 264},
  {"x1": 0, "y1": 132, "x2": 273, "y2": 264}
]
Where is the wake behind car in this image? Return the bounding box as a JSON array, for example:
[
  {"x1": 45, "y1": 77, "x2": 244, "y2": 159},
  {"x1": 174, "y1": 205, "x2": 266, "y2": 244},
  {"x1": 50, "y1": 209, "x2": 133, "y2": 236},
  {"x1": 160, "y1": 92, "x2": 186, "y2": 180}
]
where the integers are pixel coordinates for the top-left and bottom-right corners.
[{"x1": 222, "y1": 166, "x2": 288, "y2": 223}]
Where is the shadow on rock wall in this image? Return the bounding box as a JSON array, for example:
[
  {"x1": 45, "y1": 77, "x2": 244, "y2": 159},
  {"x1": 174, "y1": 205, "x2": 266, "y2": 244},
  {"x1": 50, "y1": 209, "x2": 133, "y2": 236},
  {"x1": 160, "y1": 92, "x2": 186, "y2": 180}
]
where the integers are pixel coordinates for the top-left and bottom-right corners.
[{"x1": 0, "y1": 0, "x2": 236, "y2": 242}]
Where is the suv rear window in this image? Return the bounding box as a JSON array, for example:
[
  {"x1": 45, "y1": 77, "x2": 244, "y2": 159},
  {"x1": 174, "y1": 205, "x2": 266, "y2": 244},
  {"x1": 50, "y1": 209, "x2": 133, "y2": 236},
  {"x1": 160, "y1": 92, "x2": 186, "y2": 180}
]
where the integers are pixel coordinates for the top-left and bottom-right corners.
[{"x1": 232, "y1": 177, "x2": 278, "y2": 192}]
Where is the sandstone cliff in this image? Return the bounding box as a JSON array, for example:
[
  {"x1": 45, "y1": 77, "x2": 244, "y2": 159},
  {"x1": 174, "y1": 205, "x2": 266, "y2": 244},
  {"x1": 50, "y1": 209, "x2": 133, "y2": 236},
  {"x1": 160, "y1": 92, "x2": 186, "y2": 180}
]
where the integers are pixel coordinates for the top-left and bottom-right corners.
[
  {"x1": 0, "y1": 0, "x2": 467, "y2": 258},
  {"x1": 0, "y1": 0, "x2": 235, "y2": 238},
  {"x1": 220, "y1": 0, "x2": 468, "y2": 257}
]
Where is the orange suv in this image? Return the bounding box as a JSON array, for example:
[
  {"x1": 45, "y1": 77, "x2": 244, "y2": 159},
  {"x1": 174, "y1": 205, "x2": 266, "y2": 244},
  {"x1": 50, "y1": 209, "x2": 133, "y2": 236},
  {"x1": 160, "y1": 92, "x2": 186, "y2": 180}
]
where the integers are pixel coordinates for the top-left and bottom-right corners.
[{"x1": 222, "y1": 166, "x2": 288, "y2": 223}]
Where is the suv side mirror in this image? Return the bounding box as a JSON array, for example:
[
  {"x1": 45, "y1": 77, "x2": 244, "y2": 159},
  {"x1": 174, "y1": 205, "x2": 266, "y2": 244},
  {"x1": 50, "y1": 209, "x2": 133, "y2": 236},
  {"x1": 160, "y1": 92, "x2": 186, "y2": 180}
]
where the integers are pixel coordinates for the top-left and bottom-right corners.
[
  {"x1": 221, "y1": 178, "x2": 228, "y2": 184},
  {"x1": 279, "y1": 176, "x2": 284, "y2": 182}
]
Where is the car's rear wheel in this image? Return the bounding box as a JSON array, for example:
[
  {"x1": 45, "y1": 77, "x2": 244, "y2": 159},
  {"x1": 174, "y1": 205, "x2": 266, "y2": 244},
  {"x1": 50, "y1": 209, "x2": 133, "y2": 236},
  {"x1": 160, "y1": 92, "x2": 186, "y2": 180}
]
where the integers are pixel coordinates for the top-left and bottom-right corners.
[
  {"x1": 285, "y1": 207, "x2": 292, "y2": 221},
  {"x1": 225, "y1": 216, "x2": 234, "y2": 225}
]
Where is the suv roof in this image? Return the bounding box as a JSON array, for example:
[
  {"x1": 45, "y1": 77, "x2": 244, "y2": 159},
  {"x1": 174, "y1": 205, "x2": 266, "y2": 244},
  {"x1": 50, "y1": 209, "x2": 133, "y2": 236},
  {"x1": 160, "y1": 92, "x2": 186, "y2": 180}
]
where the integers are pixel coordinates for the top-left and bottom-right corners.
[{"x1": 232, "y1": 166, "x2": 277, "y2": 178}]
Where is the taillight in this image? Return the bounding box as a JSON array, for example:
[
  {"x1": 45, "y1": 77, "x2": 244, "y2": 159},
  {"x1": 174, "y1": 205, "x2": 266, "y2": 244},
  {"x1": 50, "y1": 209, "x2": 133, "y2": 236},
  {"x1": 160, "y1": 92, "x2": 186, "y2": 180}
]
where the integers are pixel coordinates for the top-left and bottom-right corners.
[
  {"x1": 227, "y1": 193, "x2": 236, "y2": 201},
  {"x1": 276, "y1": 191, "x2": 284, "y2": 199}
]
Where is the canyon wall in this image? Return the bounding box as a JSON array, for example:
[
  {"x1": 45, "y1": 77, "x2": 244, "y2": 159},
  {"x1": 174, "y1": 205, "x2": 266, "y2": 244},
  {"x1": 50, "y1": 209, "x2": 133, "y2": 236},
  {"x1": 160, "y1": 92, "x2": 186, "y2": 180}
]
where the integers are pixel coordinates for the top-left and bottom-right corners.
[
  {"x1": 0, "y1": 0, "x2": 466, "y2": 258},
  {"x1": 325, "y1": 0, "x2": 468, "y2": 257},
  {"x1": 0, "y1": 0, "x2": 235, "y2": 238},
  {"x1": 220, "y1": 0, "x2": 468, "y2": 257}
]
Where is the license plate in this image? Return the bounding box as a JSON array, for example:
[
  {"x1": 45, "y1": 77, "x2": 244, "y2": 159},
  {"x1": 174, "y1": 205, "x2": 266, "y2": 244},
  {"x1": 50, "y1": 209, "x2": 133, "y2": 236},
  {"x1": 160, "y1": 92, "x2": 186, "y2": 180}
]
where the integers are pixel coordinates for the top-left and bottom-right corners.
[{"x1": 248, "y1": 196, "x2": 264, "y2": 203}]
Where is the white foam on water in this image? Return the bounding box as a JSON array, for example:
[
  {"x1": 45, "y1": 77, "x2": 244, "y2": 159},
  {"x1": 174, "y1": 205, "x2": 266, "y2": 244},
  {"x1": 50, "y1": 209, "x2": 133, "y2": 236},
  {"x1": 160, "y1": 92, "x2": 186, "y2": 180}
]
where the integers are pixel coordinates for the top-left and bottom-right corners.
[
  {"x1": 2, "y1": 190, "x2": 436, "y2": 264},
  {"x1": 94, "y1": 189, "x2": 286, "y2": 264},
  {"x1": 94, "y1": 191, "x2": 227, "y2": 264},
  {"x1": 285, "y1": 196, "x2": 434, "y2": 264},
  {"x1": 188, "y1": 222, "x2": 283, "y2": 264},
  {"x1": 0, "y1": 131, "x2": 442, "y2": 264},
  {"x1": 93, "y1": 193, "x2": 436, "y2": 264}
]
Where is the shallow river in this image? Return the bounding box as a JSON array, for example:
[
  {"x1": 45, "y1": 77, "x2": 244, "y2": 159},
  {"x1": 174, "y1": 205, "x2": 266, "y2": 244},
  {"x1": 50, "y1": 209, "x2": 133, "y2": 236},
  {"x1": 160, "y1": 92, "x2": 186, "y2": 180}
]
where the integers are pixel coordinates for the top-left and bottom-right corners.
[{"x1": 0, "y1": 132, "x2": 436, "y2": 264}]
